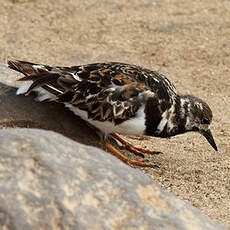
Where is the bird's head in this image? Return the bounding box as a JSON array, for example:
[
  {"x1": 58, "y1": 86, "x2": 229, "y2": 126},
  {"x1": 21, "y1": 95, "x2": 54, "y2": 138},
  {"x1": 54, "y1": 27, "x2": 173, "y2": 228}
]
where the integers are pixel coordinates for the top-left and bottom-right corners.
[{"x1": 180, "y1": 95, "x2": 218, "y2": 151}]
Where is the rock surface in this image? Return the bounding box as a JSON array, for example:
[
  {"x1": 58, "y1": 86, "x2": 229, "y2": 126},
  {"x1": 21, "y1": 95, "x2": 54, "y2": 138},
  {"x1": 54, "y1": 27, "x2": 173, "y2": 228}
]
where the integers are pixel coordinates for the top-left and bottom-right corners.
[
  {"x1": 0, "y1": 81, "x2": 100, "y2": 147},
  {"x1": 0, "y1": 129, "x2": 225, "y2": 230}
]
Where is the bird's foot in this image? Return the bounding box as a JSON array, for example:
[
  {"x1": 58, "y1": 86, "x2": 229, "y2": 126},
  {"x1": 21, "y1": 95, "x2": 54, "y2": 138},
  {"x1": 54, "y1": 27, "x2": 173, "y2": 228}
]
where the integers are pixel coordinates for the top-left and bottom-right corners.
[
  {"x1": 111, "y1": 133, "x2": 162, "y2": 157},
  {"x1": 102, "y1": 141, "x2": 157, "y2": 168}
]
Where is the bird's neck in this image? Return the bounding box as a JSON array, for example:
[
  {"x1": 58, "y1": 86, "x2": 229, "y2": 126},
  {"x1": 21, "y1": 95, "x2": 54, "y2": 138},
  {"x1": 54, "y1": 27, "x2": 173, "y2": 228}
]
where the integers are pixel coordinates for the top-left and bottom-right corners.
[
  {"x1": 144, "y1": 95, "x2": 191, "y2": 137},
  {"x1": 175, "y1": 95, "x2": 193, "y2": 133}
]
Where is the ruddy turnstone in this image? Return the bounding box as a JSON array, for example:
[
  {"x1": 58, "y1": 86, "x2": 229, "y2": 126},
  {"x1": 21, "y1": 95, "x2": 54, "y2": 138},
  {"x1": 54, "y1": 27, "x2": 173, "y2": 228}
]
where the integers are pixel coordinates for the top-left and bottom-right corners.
[{"x1": 8, "y1": 60, "x2": 217, "y2": 167}]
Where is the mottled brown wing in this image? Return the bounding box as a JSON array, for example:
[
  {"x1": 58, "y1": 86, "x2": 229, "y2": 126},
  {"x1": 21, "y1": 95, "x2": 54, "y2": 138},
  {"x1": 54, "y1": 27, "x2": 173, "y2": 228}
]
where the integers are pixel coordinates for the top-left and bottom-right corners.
[
  {"x1": 70, "y1": 81, "x2": 150, "y2": 125},
  {"x1": 8, "y1": 60, "x2": 152, "y2": 124},
  {"x1": 54, "y1": 63, "x2": 176, "y2": 126},
  {"x1": 56, "y1": 64, "x2": 154, "y2": 124}
]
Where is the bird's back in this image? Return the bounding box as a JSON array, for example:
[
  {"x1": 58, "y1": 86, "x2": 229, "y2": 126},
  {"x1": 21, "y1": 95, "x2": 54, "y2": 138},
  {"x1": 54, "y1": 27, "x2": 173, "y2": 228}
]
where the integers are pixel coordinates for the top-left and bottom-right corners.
[{"x1": 8, "y1": 61, "x2": 177, "y2": 133}]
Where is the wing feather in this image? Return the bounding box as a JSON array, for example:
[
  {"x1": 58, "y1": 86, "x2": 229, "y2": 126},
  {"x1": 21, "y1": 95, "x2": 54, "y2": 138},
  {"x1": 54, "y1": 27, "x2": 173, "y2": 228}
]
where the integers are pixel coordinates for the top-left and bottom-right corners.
[{"x1": 8, "y1": 60, "x2": 173, "y2": 124}]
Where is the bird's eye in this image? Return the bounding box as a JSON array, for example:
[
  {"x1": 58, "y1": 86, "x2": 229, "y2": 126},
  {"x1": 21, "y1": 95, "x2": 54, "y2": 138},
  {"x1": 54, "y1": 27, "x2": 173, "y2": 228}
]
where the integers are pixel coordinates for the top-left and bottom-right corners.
[{"x1": 201, "y1": 118, "x2": 210, "y2": 124}]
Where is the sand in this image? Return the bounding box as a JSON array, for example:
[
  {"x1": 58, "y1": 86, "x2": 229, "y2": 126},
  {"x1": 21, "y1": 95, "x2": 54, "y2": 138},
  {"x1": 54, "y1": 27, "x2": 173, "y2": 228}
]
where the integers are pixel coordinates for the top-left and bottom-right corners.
[{"x1": 0, "y1": 0, "x2": 229, "y2": 228}]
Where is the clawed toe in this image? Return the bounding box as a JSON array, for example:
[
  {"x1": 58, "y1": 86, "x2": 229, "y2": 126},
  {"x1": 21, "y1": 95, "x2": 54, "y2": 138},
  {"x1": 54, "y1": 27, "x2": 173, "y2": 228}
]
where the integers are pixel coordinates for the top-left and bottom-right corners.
[
  {"x1": 102, "y1": 141, "x2": 158, "y2": 168},
  {"x1": 111, "y1": 133, "x2": 161, "y2": 157}
]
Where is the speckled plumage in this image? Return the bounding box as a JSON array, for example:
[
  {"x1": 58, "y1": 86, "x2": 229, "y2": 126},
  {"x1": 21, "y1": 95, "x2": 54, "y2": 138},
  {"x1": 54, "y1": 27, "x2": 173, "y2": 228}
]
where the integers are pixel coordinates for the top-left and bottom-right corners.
[{"x1": 8, "y1": 60, "x2": 218, "y2": 158}]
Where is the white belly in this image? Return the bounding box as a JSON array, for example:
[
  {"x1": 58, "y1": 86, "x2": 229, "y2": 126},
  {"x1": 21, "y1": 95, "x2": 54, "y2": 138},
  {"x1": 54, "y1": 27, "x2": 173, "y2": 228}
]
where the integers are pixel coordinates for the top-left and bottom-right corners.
[{"x1": 66, "y1": 104, "x2": 146, "y2": 135}]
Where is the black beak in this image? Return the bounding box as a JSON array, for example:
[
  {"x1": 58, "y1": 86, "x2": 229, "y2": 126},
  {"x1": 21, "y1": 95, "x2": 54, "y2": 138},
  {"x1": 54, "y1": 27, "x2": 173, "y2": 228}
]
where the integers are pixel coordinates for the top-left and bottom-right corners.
[{"x1": 201, "y1": 129, "x2": 218, "y2": 151}]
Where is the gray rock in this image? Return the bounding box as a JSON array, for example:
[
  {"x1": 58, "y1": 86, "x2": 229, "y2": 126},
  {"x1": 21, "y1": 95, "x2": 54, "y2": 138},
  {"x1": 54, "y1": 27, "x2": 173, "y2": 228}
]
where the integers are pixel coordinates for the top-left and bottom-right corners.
[
  {"x1": 0, "y1": 129, "x2": 225, "y2": 230},
  {"x1": 0, "y1": 82, "x2": 100, "y2": 147}
]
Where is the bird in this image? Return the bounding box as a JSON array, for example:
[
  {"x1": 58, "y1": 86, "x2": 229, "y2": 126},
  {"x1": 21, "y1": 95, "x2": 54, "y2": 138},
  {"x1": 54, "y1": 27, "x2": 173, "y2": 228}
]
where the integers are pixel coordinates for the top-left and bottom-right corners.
[{"x1": 7, "y1": 60, "x2": 218, "y2": 167}]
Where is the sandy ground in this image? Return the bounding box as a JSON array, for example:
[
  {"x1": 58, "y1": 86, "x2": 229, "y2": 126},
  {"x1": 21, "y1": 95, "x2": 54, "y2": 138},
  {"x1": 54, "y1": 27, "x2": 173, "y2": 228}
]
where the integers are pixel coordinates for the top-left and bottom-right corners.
[{"x1": 0, "y1": 0, "x2": 229, "y2": 228}]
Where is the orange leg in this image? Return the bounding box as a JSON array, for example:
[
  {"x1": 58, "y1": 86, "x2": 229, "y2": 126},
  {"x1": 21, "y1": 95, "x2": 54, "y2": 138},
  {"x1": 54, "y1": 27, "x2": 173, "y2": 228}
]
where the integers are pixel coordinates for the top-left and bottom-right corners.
[
  {"x1": 102, "y1": 140, "x2": 153, "y2": 167},
  {"x1": 111, "y1": 133, "x2": 161, "y2": 156}
]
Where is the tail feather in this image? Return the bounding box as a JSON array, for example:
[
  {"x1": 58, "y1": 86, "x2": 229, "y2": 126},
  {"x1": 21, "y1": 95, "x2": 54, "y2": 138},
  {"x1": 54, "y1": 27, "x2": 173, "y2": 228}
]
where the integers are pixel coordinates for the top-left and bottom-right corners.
[
  {"x1": 16, "y1": 82, "x2": 32, "y2": 95},
  {"x1": 8, "y1": 60, "x2": 52, "y2": 77},
  {"x1": 8, "y1": 60, "x2": 63, "y2": 97},
  {"x1": 26, "y1": 73, "x2": 60, "y2": 94},
  {"x1": 8, "y1": 60, "x2": 38, "y2": 76}
]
